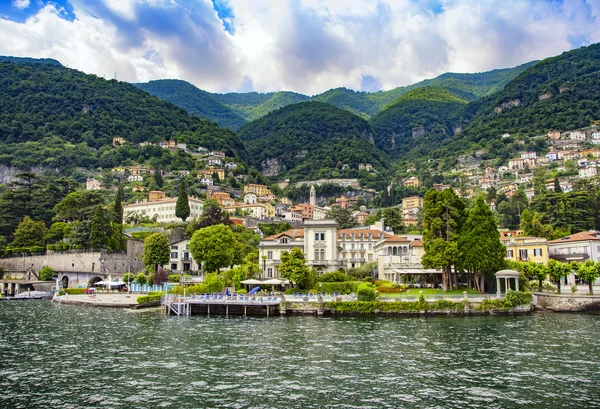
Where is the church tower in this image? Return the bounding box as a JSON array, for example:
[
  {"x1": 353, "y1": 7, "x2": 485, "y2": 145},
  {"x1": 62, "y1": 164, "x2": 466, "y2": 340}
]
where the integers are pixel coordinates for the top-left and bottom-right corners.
[{"x1": 309, "y1": 185, "x2": 316, "y2": 206}]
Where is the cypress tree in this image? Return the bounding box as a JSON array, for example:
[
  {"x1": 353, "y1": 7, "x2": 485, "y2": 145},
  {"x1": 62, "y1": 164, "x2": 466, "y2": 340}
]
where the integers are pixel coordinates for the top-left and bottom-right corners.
[
  {"x1": 175, "y1": 180, "x2": 190, "y2": 222},
  {"x1": 89, "y1": 205, "x2": 110, "y2": 249},
  {"x1": 154, "y1": 168, "x2": 164, "y2": 188},
  {"x1": 112, "y1": 183, "x2": 124, "y2": 222},
  {"x1": 553, "y1": 178, "x2": 562, "y2": 193}
]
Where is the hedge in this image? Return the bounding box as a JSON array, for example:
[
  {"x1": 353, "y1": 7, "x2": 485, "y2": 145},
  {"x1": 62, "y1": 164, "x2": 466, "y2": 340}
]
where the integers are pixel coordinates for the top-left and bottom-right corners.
[
  {"x1": 168, "y1": 274, "x2": 181, "y2": 283},
  {"x1": 137, "y1": 294, "x2": 163, "y2": 304},
  {"x1": 480, "y1": 291, "x2": 533, "y2": 311},
  {"x1": 317, "y1": 281, "x2": 362, "y2": 294},
  {"x1": 64, "y1": 288, "x2": 86, "y2": 295},
  {"x1": 327, "y1": 298, "x2": 464, "y2": 314},
  {"x1": 357, "y1": 283, "x2": 376, "y2": 301}
]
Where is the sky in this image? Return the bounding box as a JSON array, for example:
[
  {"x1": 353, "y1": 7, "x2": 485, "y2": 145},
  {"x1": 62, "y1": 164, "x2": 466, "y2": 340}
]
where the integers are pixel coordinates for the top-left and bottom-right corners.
[{"x1": 0, "y1": 0, "x2": 599, "y2": 95}]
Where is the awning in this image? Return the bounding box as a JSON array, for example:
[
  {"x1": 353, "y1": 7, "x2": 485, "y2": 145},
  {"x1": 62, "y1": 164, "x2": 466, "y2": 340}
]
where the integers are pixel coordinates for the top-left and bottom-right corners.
[
  {"x1": 241, "y1": 279, "x2": 263, "y2": 285},
  {"x1": 390, "y1": 268, "x2": 442, "y2": 275}
]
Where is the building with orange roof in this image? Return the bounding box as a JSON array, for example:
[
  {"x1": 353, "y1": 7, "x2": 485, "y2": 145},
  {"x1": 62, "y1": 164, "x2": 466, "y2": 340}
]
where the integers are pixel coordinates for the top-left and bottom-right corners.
[
  {"x1": 501, "y1": 236, "x2": 548, "y2": 264},
  {"x1": 123, "y1": 196, "x2": 203, "y2": 223},
  {"x1": 148, "y1": 190, "x2": 167, "y2": 202},
  {"x1": 374, "y1": 235, "x2": 436, "y2": 283},
  {"x1": 206, "y1": 190, "x2": 235, "y2": 206},
  {"x1": 338, "y1": 227, "x2": 391, "y2": 269}
]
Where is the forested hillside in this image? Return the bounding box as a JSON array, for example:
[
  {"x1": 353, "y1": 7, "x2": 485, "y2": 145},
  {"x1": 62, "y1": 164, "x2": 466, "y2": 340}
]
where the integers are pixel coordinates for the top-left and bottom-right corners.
[
  {"x1": 238, "y1": 102, "x2": 389, "y2": 186},
  {"x1": 135, "y1": 79, "x2": 247, "y2": 131},
  {"x1": 411, "y1": 43, "x2": 600, "y2": 166},
  {"x1": 370, "y1": 87, "x2": 468, "y2": 159},
  {"x1": 0, "y1": 62, "x2": 248, "y2": 170},
  {"x1": 211, "y1": 91, "x2": 310, "y2": 121}
]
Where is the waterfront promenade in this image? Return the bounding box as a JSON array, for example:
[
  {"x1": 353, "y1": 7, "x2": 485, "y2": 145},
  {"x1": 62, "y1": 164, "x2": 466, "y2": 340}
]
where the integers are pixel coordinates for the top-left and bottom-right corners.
[{"x1": 53, "y1": 293, "x2": 140, "y2": 308}]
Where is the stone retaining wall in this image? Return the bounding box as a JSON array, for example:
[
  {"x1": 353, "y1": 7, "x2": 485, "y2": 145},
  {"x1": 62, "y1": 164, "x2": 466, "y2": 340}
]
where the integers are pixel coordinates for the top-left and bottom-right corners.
[{"x1": 534, "y1": 293, "x2": 600, "y2": 312}]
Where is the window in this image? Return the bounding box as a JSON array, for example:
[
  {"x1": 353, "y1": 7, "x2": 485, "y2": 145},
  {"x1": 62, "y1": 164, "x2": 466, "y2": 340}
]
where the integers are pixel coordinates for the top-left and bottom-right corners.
[
  {"x1": 519, "y1": 249, "x2": 528, "y2": 260},
  {"x1": 368, "y1": 254, "x2": 373, "y2": 261},
  {"x1": 171, "y1": 263, "x2": 177, "y2": 270},
  {"x1": 267, "y1": 268, "x2": 273, "y2": 278},
  {"x1": 171, "y1": 252, "x2": 178, "y2": 258},
  {"x1": 320, "y1": 249, "x2": 325, "y2": 261},
  {"x1": 267, "y1": 251, "x2": 273, "y2": 260},
  {"x1": 533, "y1": 248, "x2": 543, "y2": 257},
  {"x1": 315, "y1": 249, "x2": 320, "y2": 261},
  {"x1": 171, "y1": 245, "x2": 178, "y2": 250},
  {"x1": 315, "y1": 232, "x2": 325, "y2": 241},
  {"x1": 280, "y1": 238, "x2": 288, "y2": 244},
  {"x1": 507, "y1": 250, "x2": 514, "y2": 258}
]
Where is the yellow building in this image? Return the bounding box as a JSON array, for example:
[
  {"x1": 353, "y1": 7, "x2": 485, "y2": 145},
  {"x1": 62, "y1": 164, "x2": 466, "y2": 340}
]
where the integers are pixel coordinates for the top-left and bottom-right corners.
[
  {"x1": 401, "y1": 196, "x2": 424, "y2": 212},
  {"x1": 201, "y1": 169, "x2": 225, "y2": 181},
  {"x1": 403, "y1": 176, "x2": 422, "y2": 188},
  {"x1": 112, "y1": 136, "x2": 125, "y2": 146},
  {"x1": 244, "y1": 183, "x2": 271, "y2": 196},
  {"x1": 501, "y1": 236, "x2": 549, "y2": 264},
  {"x1": 280, "y1": 197, "x2": 292, "y2": 205},
  {"x1": 148, "y1": 190, "x2": 167, "y2": 202}
]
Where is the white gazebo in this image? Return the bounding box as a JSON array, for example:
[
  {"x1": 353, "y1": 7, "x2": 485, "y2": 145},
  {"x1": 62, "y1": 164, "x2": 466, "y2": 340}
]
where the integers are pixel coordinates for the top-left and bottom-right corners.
[{"x1": 495, "y1": 270, "x2": 520, "y2": 296}]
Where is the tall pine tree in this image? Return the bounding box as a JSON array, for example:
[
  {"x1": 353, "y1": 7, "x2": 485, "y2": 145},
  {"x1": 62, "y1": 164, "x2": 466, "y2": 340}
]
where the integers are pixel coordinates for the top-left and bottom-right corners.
[
  {"x1": 175, "y1": 179, "x2": 190, "y2": 222},
  {"x1": 422, "y1": 188, "x2": 464, "y2": 292},
  {"x1": 459, "y1": 196, "x2": 506, "y2": 293}
]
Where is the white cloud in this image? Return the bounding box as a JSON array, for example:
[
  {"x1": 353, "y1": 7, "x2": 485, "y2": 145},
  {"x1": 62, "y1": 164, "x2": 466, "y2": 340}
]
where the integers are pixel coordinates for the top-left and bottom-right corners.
[
  {"x1": 12, "y1": 0, "x2": 30, "y2": 10},
  {"x1": 0, "y1": 0, "x2": 599, "y2": 95}
]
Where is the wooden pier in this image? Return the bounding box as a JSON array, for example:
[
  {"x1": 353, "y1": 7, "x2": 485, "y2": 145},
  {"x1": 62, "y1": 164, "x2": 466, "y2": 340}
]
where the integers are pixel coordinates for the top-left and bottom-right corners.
[{"x1": 162, "y1": 294, "x2": 281, "y2": 317}]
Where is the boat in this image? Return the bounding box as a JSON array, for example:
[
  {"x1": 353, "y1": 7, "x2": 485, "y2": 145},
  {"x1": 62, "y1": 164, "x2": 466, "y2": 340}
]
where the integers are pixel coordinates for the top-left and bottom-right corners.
[{"x1": 1, "y1": 290, "x2": 54, "y2": 301}]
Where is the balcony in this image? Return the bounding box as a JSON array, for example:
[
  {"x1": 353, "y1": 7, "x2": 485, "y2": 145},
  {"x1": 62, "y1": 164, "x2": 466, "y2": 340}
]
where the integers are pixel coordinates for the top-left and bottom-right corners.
[{"x1": 550, "y1": 252, "x2": 589, "y2": 261}]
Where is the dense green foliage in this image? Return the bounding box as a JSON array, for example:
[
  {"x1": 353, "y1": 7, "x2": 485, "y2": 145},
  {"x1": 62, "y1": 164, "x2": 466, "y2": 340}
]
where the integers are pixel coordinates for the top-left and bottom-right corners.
[
  {"x1": 279, "y1": 248, "x2": 313, "y2": 289},
  {"x1": 189, "y1": 224, "x2": 237, "y2": 273},
  {"x1": 239, "y1": 102, "x2": 390, "y2": 182},
  {"x1": 0, "y1": 62, "x2": 248, "y2": 167},
  {"x1": 404, "y1": 43, "x2": 600, "y2": 166},
  {"x1": 175, "y1": 180, "x2": 190, "y2": 222},
  {"x1": 206, "y1": 62, "x2": 534, "y2": 120},
  {"x1": 212, "y1": 91, "x2": 310, "y2": 121},
  {"x1": 370, "y1": 87, "x2": 467, "y2": 159},
  {"x1": 135, "y1": 80, "x2": 247, "y2": 131},
  {"x1": 143, "y1": 233, "x2": 171, "y2": 272},
  {"x1": 38, "y1": 265, "x2": 55, "y2": 281},
  {"x1": 136, "y1": 294, "x2": 163, "y2": 304}
]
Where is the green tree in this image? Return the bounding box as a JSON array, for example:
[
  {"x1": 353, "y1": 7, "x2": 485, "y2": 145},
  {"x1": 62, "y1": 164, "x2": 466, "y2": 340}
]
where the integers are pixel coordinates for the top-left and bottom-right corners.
[
  {"x1": 39, "y1": 266, "x2": 55, "y2": 281},
  {"x1": 136, "y1": 273, "x2": 147, "y2": 286},
  {"x1": 325, "y1": 207, "x2": 356, "y2": 229},
  {"x1": 189, "y1": 224, "x2": 237, "y2": 273},
  {"x1": 523, "y1": 261, "x2": 547, "y2": 292},
  {"x1": 175, "y1": 179, "x2": 190, "y2": 222},
  {"x1": 10, "y1": 216, "x2": 47, "y2": 248},
  {"x1": 520, "y1": 209, "x2": 554, "y2": 239},
  {"x1": 186, "y1": 199, "x2": 232, "y2": 235},
  {"x1": 202, "y1": 272, "x2": 225, "y2": 293},
  {"x1": 382, "y1": 207, "x2": 405, "y2": 233},
  {"x1": 573, "y1": 260, "x2": 600, "y2": 295},
  {"x1": 422, "y1": 188, "x2": 464, "y2": 292},
  {"x1": 459, "y1": 196, "x2": 506, "y2": 293},
  {"x1": 45, "y1": 221, "x2": 68, "y2": 243},
  {"x1": 547, "y1": 259, "x2": 571, "y2": 294},
  {"x1": 154, "y1": 169, "x2": 164, "y2": 188},
  {"x1": 89, "y1": 205, "x2": 111, "y2": 249},
  {"x1": 112, "y1": 183, "x2": 124, "y2": 222},
  {"x1": 279, "y1": 248, "x2": 312, "y2": 289},
  {"x1": 143, "y1": 233, "x2": 170, "y2": 273},
  {"x1": 553, "y1": 178, "x2": 562, "y2": 193}
]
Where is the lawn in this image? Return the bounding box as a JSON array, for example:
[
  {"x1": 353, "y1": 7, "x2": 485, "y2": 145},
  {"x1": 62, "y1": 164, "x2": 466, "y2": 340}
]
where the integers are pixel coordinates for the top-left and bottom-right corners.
[{"x1": 378, "y1": 288, "x2": 481, "y2": 298}]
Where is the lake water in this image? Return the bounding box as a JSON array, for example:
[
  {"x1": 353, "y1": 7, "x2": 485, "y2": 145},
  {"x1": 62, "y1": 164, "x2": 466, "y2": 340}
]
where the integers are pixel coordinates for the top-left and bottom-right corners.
[{"x1": 0, "y1": 301, "x2": 599, "y2": 408}]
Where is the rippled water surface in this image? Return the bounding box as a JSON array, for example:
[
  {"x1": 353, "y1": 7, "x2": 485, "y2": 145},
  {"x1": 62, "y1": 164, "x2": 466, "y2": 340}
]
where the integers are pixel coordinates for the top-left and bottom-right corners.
[{"x1": 1, "y1": 301, "x2": 599, "y2": 408}]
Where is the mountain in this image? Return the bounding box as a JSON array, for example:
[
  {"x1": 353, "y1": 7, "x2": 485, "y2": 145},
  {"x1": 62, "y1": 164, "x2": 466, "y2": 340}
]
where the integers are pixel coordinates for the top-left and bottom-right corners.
[
  {"x1": 238, "y1": 101, "x2": 389, "y2": 184},
  {"x1": 0, "y1": 56, "x2": 62, "y2": 67},
  {"x1": 0, "y1": 61, "x2": 248, "y2": 171},
  {"x1": 134, "y1": 79, "x2": 247, "y2": 131},
  {"x1": 211, "y1": 91, "x2": 310, "y2": 122},
  {"x1": 136, "y1": 63, "x2": 535, "y2": 124},
  {"x1": 394, "y1": 43, "x2": 600, "y2": 167},
  {"x1": 311, "y1": 88, "x2": 375, "y2": 118},
  {"x1": 370, "y1": 87, "x2": 468, "y2": 159},
  {"x1": 366, "y1": 61, "x2": 538, "y2": 111}
]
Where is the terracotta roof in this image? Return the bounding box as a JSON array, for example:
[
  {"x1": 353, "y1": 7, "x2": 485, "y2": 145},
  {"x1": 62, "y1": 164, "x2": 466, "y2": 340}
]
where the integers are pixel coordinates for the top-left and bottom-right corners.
[
  {"x1": 383, "y1": 236, "x2": 412, "y2": 243},
  {"x1": 124, "y1": 197, "x2": 203, "y2": 208},
  {"x1": 548, "y1": 231, "x2": 600, "y2": 243},
  {"x1": 337, "y1": 229, "x2": 392, "y2": 239},
  {"x1": 411, "y1": 239, "x2": 423, "y2": 247},
  {"x1": 264, "y1": 228, "x2": 305, "y2": 241}
]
